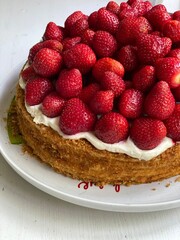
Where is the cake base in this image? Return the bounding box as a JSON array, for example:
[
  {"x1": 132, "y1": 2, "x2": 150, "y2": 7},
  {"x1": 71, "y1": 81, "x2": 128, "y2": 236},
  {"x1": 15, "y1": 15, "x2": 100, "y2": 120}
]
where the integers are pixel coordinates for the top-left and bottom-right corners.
[{"x1": 16, "y1": 84, "x2": 180, "y2": 185}]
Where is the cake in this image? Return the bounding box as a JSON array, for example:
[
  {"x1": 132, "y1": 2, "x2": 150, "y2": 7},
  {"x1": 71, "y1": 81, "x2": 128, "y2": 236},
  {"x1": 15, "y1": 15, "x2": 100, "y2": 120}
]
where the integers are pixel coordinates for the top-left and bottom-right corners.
[{"x1": 10, "y1": 0, "x2": 180, "y2": 185}]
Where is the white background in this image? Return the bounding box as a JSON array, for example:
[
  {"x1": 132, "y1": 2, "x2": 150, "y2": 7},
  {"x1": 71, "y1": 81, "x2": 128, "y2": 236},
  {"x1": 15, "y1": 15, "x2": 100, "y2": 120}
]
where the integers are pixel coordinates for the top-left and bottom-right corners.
[{"x1": 0, "y1": 0, "x2": 180, "y2": 239}]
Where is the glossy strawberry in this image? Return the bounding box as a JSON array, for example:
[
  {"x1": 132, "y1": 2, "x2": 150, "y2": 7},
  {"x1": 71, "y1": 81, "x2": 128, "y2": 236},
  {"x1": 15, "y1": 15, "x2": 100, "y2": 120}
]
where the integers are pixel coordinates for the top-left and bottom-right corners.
[
  {"x1": 94, "y1": 112, "x2": 129, "y2": 143},
  {"x1": 81, "y1": 29, "x2": 95, "y2": 47},
  {"x1": 62, "y1": 37, "x2": 81, "y2": 51},
  {"x1": 43, "y1": 22, "x2": 64, "y2": 42},
  {"x1": 144, "y1": 81, "x2": 175, "y2": 120},
  {"x1": 130, "y1": 117, "x2": 167, "y2": 150},
  {"x1": 131, "y1": 0, "x2": 152, "y2": 16},
  {"x1": 59, "y1": 98, "x2": 96, "y2": 135},
  {"x1": 172, "y1": 86, "x2": 180, "y2": 102},
  {"x1": 63, "y1": 43, "x2": 96, "y2": 74},
  {"x1": 106, "y1": 1, "x2": 120, "y2": 15},
  {"x1": 163, "y1": 20, "x2": 180, "y2": 43},
  {"x1": 41, "y1": 91, "x2": 65, "y2": 117},
  {"x1": 92, "y1": 30, "x2": 117, "y2": 58},
  {"x1": 118, "y1": 2, "x2": 135, "y2": 20},
  {"x1": 101, "y1": 71, "x2": 125, "y2": 97},
  {"x1": 118, "y1": 89, "x2": 144, "y2": 119},
  {"x1": 88, "y1": 11, "x2": 98, "y2": 30},
  {"x1": 33, "y1": 48, "x2": 62, "y2": 77},
  {"x1": 132, "y1": 65, "x2": 156, "y2": 92},
  {"x1": 21, "y1": 65, "x2": 37, "y2": 82},
  {"x1": 156, "y1": 57, "x2": 180, "y2": 88},
  {"x1": 89, "y1": 90, "x2": 114, "y2": 114},
  {"x1": 56, "y1": 68, "x2": 82, "y2": 99},
  {"x1": 64, "y1": 11, "x2": 84, "y2": 34},
  {"x1": 79, "y1": 83, "x2": 100, "y2": 104},
  {"x1": 25, "y1": 77, "x2": 53, "y2": 106},
  {"x1": 92, "y1": 57, "x2": 124, "y2": 82},
  {"x1": 68, "y1": 16, "x2": 89, "y2": 37},
  {"x1": 164, "y1": 104, "x2": 180, "y2": 141},
  {"x1": 136, "y1": 34, "x2": 172, "y2": 64}
]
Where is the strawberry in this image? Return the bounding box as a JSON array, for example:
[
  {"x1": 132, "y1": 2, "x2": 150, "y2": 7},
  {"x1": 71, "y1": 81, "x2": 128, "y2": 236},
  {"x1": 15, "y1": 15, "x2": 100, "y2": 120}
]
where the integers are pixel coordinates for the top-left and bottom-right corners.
[
  {"x1": 21, "y1": 65, "x2": 38, "y2": 82},
  {"x1": 172, "y1": 86, "x2": 180, "y2": 102},
  {"x1": 68, "y1": 16, "x2": 89, "y2": 37},
  {"x1": 81, "y1": 29, "x2": 95, "y2": 47},
  {"x1": 116, "y1": 45, "x2": 138, "y2": 72},
  {"x1": 130, "y1": 0, "x2": 152, "y2": 16},
  {"x1": 28, "y1": 40, "x2": 63, "y2": 64},
  {"x1": 118, "y1": 89, "x2": 144, "y2": 119},
  {"x1": 94, "y1": 112, "x2": 129, "y2": 143},
  {"x1": 88, "y1": 11, "x2": 98, "y2": 30},
  {"x1": 168, "y1": 49, "x2": 180, "y2": 60},
  {"x1": 145, "y1": 4, "x2": 171, "y2": 31},
  {"x1": 56, "y1": 68, "x2": 82, "y2": 99},
  {"x1": 100, "y1": 71, "x2": 125, "y2": 97},
  {"x1": 164, "y1": 104, "x2": 180, "y2": 141},
  {"x1": 25, "y1": 77, "x2": 53, "y2": 106},
  {"x1": 59, "y1": 98, "x2": 96, "y2": 135},
  {"x1": 156, "y1": 57, "x2": 180, "y2": 88},
  {"x1": 136, "y1": 34, "x2": 172, "y2": 65},
  {"x1": 43, "y1": 22, "x2": 64, "y2": 42},
  {"x1": 92, "y1": 57, "x2": 124, "y2": 82},
  {"x1": 62, "y1": 37, "x2": 81, "y2": 51},
  {"x1": 41, "y1": 91, "x2": 65, "y2": 117},
  {"x1": 163, "y1": 20, "x2": 180, "y2": 43},
  {"x1": 96, "y1": 8, "x2": 120, "y2": 34},
  {"x1": 173, "y1": 11, "x2": 180, "y2": 21},
  {"x1": 92, "y1": 30, "x2": 117, "y2": 58},
  {"x1": 144, "y1": 81, "x2": 175, "y2": 120},
  {"x1": 63, "y1": 43, "x2": 96, "y2": 74},
  {"x1": 132, "y1": 65, "x2": 156, "y2": 92},
  {"x1": 64, "y1": 11, "x2": 84, "y2": 34},
  {"x1": 33, "y1": 48, "x2": 62, "y2": 78},
  {"x1": 79, "y1": 83, "x2": 100, "y2": 104},
  {"x1": 89, "y1": 90, "x2": 114, "y2": 114},
  {"x1": 106, "y1": 1, "x2": 120, "y2": 15},
  {"x1": 130, "y1": 117, "x2": 167, "y2": 150}
]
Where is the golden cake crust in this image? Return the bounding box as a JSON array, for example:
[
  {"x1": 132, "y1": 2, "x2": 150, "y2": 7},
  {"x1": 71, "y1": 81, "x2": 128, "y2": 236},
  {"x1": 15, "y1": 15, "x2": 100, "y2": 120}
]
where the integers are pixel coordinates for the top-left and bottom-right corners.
[{"x1": 16, "y1": 84, "x2": 180, "y2": 185}]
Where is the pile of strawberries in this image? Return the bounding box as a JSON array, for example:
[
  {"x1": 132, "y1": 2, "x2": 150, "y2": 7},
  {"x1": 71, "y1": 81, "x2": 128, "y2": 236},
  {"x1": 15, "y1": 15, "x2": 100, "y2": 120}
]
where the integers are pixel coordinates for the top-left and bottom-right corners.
[{"x1": 21, "y1": 0, "x2": 180, "y2": 150}]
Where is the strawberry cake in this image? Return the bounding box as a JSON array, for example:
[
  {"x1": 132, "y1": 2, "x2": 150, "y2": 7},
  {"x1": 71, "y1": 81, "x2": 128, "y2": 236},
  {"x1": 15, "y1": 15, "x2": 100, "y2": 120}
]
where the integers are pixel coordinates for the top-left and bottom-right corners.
[{"x1": 13, "y1": 0, "x2": 180, "y2": 185}]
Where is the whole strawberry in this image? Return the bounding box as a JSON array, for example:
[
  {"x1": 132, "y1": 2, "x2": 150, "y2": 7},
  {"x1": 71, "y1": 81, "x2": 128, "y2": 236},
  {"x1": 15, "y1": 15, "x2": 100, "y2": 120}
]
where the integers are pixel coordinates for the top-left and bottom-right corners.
[
  {"x1": 56, "y1": 68, "x2": 82, "y2": 99},
  {"x1": 41, "y1": 91, "x2": 65, "y2": 118},
  {"x1": 163, "y1": 20, "x2": 180, "y2": 43},
  {"x1": 130, "y1": 117, "x2": 167, "y2": 150},
  {"x1": 118, "y1": 89, "x2": 144, "y2": 119},
  {"x1": 62, "y1": 37, "x2": 81, "y2": 51},
  {"x1": 25, "y1": 77, "x2": 53, "y2": 106},
  {"x1": 59, "y1": 98, "x2": 96, "y2": 135},
  {"x1": 64, "y1": 11, "x2": 84, "y2": 34},
  {"x1": 81, "y1": 29, "x2": 95, "y2": 47},
  {"x1": 33, "y1": 48, "x2": 62, "y2": 78},
  {"x1": 164, "y1": 104, "x2": 180, "y2": 141},
  {"x1": 106, "y1": 1, "x2": 120, "y2": 15},
  {"x1": 173, "y1": 10, "x2": 180, "y2": 21},
  {"x1": 68, "y1": 16, "x2": 89, "y2": 37},
  {"x1": 144, "y1": 81, "x2": 175, "y2": 120},
  {"x1": 156, "y1": 57, "x2": 180, "y2": 88},
  {"x1": 21, "y1": 65, "x2": 37, "y2": 82},
  {"x1": 79, "y1": 83, "x2": 100, "y2": 104},
  {"x1": 63, "y1": 43, "x2": 96, "y2": 74},
  {"x1": 94, "y1": 112, "x2": 129, "y2": 144},
  {"x1": 43, "y1": 22, "x2": 64, "y2": 42},
  {"x1": 136, "y1": 34, "x2": 172, "y2": 65}
]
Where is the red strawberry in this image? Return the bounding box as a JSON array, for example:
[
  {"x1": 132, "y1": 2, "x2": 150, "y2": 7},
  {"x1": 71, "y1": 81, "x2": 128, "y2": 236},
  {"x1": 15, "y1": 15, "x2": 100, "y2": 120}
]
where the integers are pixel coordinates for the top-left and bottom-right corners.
[
  {"x1": 41, "y1": 91, "x2": 65, "y2": 117},
  {"x1": 21, "y1": 65, "x2": 38, "y2": 82},
  {"x1": 163, "y1": 20, "x2": 180, "y2": 43},
  {"x1": 64, "y1": 11, "x2": 84, "y2": 33},
  {"x1": 33, "y1": 48, "x2": 62, "y2": 78},
  {"x1": 130, "y1": 0, "x2": 152, "y2": 16},
  {"x1": 130, "y1": 117, "x2": 167, "y2": 150},
  {"x1": 127, "y1": 0, "x2": 142, "y2": 5},
  {"x1": 173, "y1": 10, "x2": 180, "y2": 21},
  {"x1": 164, "y1": 104, "x2": 180, "y2": 141},
  {"x1": 68, "y1": 16, "x2": 89, "y2": 37},
  {"x1": 172, "y1": 86, "x2": 180, "y2": 102},
  {"x1": 59, "y1": 98, "x2": 96, "y2": 135},
  {"x1": 94, "y1": 112, "x2": 129, "y2": 143},
  {"x1": 168, "y1": 49, "x2": 180, "y2": 60},
  {"x1": 89, "y1": 90, "x2": 114, "y2": 114},
  {"x1": 96, "y1": 8, "x2": 120, "y2": 34},
  {"x1": 28, "y1": 40, "x2": 63, "y2": 64},
  {"x1": 106, "y1": 1, "x2": 120, "y2": 15},
  {"x1": 88, "y1": 11, "x2": 98, "y2": 30},
  {"x1": 63, "y1": 43, "x2": 96, "y2": 74},
  {"x1": 101, "y1": 71, "x2": 125, "y2": 97},
  {"x1": 118, "y1": 3, "x2": 135, "y2": 20},
  {"x1": 156, "y1": 57, "x2": 180, "y2": 88},
  {"x1": 145, "y1": 4, "x2": 171, "y2": 31},
  {"x1": 118, "y1": 89, "x2": 144, "y2": 119},
  {"x1": 25, "y1": 77, "x2": 53, "y2": 106},
  {"x1": 144, "y1": 81, "x2": 175, "y2": 120},
  {"x1": 116, "y1": 45, "x2": 138, "y2": 72},
  {"x1": 136, "y1": 34, "x2": 172, "y2": 65},
  {"x1": 56, "y1": 68, "x2": 82, "y2": 99},
  {"x1": 81, "y1": 29, "x2": 95, "y2": 47},
  {"x1": 43, "y1": 22, "x2": 64, "y2": 42},
  {"x1": 79, "y1": 83, "x2": 100, "y2": 104},
  {"x1": 92, "y1": 57, "x2": 124, "y2": 82},
  {"x1": 62, "y1": 37, "x2": 81, "y2": 51},
  {"x1": 92, "y1": 30, "x2": 117, "y2": 58},
  {"x1": 132, "y1": 65, "x2": 156, "y2": 92}
]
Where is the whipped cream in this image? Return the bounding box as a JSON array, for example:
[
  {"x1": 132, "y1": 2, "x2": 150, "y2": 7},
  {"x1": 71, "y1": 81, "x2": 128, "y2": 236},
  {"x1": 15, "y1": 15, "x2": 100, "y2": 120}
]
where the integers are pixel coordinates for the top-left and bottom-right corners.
[{"x1": 19, "y1": 72, "x2": 174, "y2": 161}]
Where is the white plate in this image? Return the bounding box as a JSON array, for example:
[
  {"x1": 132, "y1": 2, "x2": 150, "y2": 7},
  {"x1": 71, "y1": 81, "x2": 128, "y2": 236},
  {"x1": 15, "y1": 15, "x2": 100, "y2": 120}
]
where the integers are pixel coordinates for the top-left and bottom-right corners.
[{"x1": 1, "y1": 71, "x2": 180, "y2": 213}]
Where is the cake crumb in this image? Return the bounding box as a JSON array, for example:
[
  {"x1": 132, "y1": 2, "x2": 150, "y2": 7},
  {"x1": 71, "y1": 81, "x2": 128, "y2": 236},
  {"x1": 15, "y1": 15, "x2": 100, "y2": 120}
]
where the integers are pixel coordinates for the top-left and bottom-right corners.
[
  {"x1": 175, "y1": 176, "x2": 180, "y2": 182},
  {"x1": 165, "y1": 183, "x2": 170, "y2": 188},
  {"x1": 151, "y1": 188, "x2": 156, "y2": 191}
]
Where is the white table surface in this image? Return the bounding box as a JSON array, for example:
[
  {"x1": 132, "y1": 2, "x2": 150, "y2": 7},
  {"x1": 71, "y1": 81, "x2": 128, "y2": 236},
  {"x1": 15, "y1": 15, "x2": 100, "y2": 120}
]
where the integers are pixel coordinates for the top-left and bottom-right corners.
[{"x1": 0, "y1": 0, "x2": 180, "y2": 239}]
